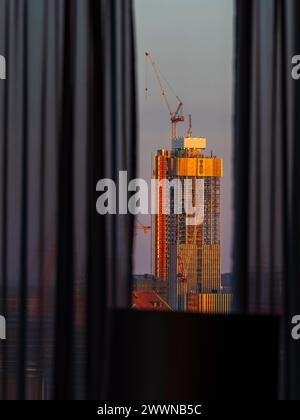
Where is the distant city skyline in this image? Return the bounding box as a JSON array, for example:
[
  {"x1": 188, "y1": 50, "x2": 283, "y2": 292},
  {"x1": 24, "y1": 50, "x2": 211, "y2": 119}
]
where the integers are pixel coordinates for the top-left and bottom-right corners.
[{"x1": 133, "y1": 0, "x2": 233, "y2": 274}]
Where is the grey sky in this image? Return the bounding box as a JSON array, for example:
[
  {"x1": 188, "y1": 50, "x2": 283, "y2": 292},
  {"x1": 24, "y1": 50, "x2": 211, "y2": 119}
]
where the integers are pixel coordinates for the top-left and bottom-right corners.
[{"x1": 133, "y1": 0, "x2": 234, "y2": 274}]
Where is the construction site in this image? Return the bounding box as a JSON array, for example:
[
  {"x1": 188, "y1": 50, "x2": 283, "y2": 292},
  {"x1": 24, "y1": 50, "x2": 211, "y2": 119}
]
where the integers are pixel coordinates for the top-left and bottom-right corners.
[{"x1": 134, "y1": 52, "x2": 231, "y2": 314}]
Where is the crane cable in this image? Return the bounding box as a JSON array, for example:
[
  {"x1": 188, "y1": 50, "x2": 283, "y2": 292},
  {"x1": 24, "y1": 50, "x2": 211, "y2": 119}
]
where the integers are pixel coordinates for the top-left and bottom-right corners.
[
  {"x1": 145, "y1": 54, "x2": 148, "y2": 99},
  {"x1": 145, "y1": 54, "x2": 182, "y2": 109},
  {"x1": 156, "y1": 64, "x2": 182, "y2": 104}
]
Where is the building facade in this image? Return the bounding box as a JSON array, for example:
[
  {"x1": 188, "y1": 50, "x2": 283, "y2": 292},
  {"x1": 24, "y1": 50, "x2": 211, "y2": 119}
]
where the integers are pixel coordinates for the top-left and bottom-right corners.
[{"x1": 152, "y1": 136, "x2": 230, "y2": 313}]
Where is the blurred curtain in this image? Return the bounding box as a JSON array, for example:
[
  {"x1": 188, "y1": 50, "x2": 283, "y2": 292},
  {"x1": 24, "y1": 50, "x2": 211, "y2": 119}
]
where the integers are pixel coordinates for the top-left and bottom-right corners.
[
  {"x1": 0, "y1": 0, "x2": 136, "y2": 400},
  {"x1": 234, "y1": 0, "x2": 300, "y2": 399}
]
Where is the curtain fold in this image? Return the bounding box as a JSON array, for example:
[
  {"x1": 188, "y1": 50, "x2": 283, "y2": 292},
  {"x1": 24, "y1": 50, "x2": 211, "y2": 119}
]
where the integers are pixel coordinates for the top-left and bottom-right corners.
[
  {"x1": 0, "y1": 0, "x2": 136, "y2": 400},
  {"x1": 234, "y1": 0, "x2": 300, "y2": 400}
]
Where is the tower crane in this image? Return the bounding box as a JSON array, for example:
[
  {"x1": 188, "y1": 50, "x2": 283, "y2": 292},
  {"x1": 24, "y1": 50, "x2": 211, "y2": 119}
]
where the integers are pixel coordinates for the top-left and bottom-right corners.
[
  {"x1": 133, "y1": 225, "x2": 151, "y2": 234},
  {"x1": 133, "y1": 216, "x2": 151, "y2": 234},
  {"x1": 145, "y1": 51, "x2": 184, "y2": 139}
]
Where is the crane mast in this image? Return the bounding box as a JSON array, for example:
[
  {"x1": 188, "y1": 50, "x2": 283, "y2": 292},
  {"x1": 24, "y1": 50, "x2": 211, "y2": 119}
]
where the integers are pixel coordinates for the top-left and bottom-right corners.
[{"x1": 145, "y1": 52, "x2": 184, "y2": 139}]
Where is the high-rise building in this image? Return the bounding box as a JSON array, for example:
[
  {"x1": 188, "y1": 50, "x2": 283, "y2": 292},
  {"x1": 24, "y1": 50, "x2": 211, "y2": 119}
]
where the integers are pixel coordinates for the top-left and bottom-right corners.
[
  {"x1": 198, "y1": 293, "x2": 232, "y2": 314},
  {"x1": 152, "y1": 136, "x2": 230, "y2": 313}
]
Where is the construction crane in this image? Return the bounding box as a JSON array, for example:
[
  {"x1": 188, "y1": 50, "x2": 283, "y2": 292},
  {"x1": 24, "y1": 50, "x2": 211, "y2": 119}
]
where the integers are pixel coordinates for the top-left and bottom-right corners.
[
  {"x1": 133, "y1": 216, "x2": 151, "y2": 234},
  {"x1": 133, "y1": 226, "x2": 151, "y2": 234},
  {"x1": 145, "y1": 51, "x2": 184, "y2": 139}
]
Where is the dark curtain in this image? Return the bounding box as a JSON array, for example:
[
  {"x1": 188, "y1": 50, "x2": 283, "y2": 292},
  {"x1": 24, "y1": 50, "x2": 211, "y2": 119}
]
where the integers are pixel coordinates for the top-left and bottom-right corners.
[
  {"x1": 0, "y1": 0, "x2": 136, "y2": 400},
  {"x1": 234, "y1": 0, "x2": 300, "y2": 400}
]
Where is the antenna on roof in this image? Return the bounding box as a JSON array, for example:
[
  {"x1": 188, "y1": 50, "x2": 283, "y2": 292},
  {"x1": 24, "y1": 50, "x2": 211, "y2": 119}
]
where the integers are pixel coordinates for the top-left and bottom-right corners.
[{"x1": 187, "y1": 114, "x2": 192, "y2": 137}]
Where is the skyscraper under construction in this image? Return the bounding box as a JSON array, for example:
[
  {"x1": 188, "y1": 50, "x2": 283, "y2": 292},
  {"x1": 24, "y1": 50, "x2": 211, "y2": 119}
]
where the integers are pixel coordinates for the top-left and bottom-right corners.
[
  {"x1": 152, "y1": 136, "x2": 231, "y2": 313},
  {"x1": 145, "y1": 51, "x2": 231, "y2": 313}
]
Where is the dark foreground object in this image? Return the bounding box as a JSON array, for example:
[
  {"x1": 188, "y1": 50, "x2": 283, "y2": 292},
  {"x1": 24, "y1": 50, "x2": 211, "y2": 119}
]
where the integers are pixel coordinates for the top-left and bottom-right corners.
[{"x1": 108, "y1": 310, "x2": 279, "y2": 400}]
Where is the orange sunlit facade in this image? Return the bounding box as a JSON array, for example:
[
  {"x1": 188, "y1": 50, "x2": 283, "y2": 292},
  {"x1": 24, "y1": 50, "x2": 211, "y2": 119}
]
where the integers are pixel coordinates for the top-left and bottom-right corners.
[{"x1": 152, "y1": 136, "x2": 231, "y2": 313}]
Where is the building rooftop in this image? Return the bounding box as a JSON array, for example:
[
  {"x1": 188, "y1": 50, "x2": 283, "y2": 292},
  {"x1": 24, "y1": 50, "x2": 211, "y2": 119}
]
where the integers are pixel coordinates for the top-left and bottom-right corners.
[
  {"x1": 172, "y1": 136, "x2": 207, "y2": 150},
  {"x1": 132, "y1": 291, "x2": 172, "y2": 312}
]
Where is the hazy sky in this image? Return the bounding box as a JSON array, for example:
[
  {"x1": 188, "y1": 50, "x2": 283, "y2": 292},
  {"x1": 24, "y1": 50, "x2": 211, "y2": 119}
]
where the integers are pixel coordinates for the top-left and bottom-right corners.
[{"x1": 133, "y1": 0, "x2": 234, "y2": 274}]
